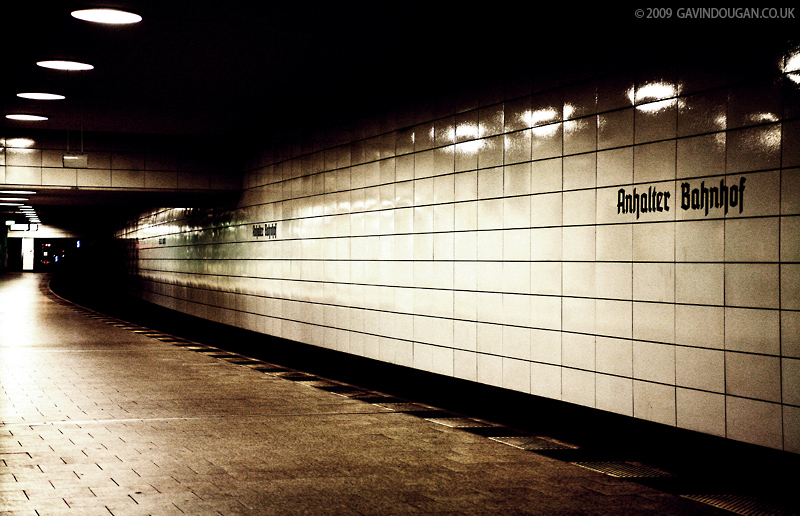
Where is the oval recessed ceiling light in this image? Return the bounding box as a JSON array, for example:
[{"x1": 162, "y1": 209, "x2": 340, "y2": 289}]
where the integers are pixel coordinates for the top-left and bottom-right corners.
[
  {"x1": 37, "y1": 60, "x2": 94, "y2": 71},
  {"x1": 17, "y1": 92, "x2": 65, "y2": 100},
  {"x1": 5, "y1": 114, "x2": 49, "y2": 121},
  {"x1": 71, "y1": 8, "x2": 142, "y2": 24}
]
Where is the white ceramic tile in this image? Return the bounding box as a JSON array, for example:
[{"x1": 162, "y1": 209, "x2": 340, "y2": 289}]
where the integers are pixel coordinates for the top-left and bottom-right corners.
[
  {"x1": 562, "y1": 226, "x2": 595, "y2": 261},
  {"x1": 726, "y1": 396, "x2": 783, "y2": 449},
  {"x1": 453, "y1": 349, "x2": 477, "y2": 381},
  {"x1": 477, "y1": 353, "x2": 503, "y2": 387},
  {"x1": 503, "y1": 195, "x2": 531, "y2": 229},
  {"x1": 596, "y1": 337, "x2": 632, "y2": 376},
  {"x1": 530, "y1": 157, "x2": 562, "y2": 193},
  {"x1": 531, "y1": 192, "x2": 562, "y2": 227},
  {"x1": 632, "y1": 302, "x2": 674, "y2": 344},
  {"x1": 530, "y1": 294, "x2": 561, "y2": 330},
  {"x1": 782, "y1": 168, "x2": 800, "y2": 215},
  {"x1": 633, "y1": 341, "x2": 675, "y2": 384},
  {"x1": 726, "y1": 352, "x2": 781, "y2": 402},
  {"x1": 675, "y1": 219, "x2": 724, "y2": 262},
  {"x1": 5, "y1": 166, "x2": 42, "y2": 185},
  {"x1": 676, "y1": 388, "x2": 725, "y2": 437},
  {"x1": 6, "y1": 148, "x2": 41, "y2": 166},
  {"x1": 562, "y1": 189, "x2": 596, "y2": 226},
  {"x1": 595, "y1": 262, "x2": 632, "y2": 300},
  {"x1": 677, "y1": 133, "x2": 726, "y2": 179},
  {"x1": 530, "y1": 329, "x2": 561, "y2": 364},
  {"x1": 633, "y1": 380, "x2": 676, "y2": 426},
  {"x1": 783, "y1": 358, "x2": 800, "y2": 406},
  {"x1": 560, "y1": 332, "x2": 594, "y2": 370},
  {"x1": 783, "y1": 310, "x2": 800, "y2": 358},
  {"x1": 562, "y1": 297, "x2": 595, "y2": 334},
  {"x1": 725, "y1": 217, "x2": 779, "y2": 262},
  {"x1": 562, "y1": 368, "x2": 595, "y2": 407},
  {"x1": 782, "y1": 264, "x2": 800, "y2": 310},
  {"x1": 504, "y1": 130, "x2": 531, "y2": 165},
  {"x1": 633, "y1": 262, "x2": 674, "y2": 303},
  {"x1": 725, "y1": 263, "x2": 779, "y2": 309},
  {"x1": 634, "y1": 141, "x2": 676, "y2": 184},
  {"x1": 530, "y1": 362, "x2": 562, "y2": 399},
  {"x1": 530, "y1": 227, "x2": 562, "y2": 260},
  {"x1": 726, "y1": 124, "x2": 781, "y2": 174},
  {"x1": 598, "y1": 108, "x2": 634, "y2": 150},
  {"x1": 504, "y1": 162, "x2": 532, "y2": 196},
  {"x1": 503, "y1": 229, "x2": 530, "y2": 261},
  {"x1": 785, "y1": 406, "x2": 800, "y2": 454},
  {"x1": 563, "y1": 262, "x2": 595, "y2": 297},
  {"x1": 503, "y1": 358, "x2": 531, "y2": 393},
  {"x1": 42, "y1": 167, "x2": 77, "y2": 186},
  {"x1": 477, "y1": 198, "x2": 504, "y2": 230},
  {"x1": 596, "y1": 224, "x2": 632, "y2": 262},
  {"x1": 596, "y1": 374, "x2": 633, "y2": 416},
  {"x1": 563, "y1": 153, "x2": 596, "y2": 190},
  {"x1": 596, "y1": 299, "x2": 632, "y2": 339},
  {"x1": 635, "y1": 99, "x2": 677, "y2": 144},
  {"x1": 676, "y1": 347, "x2": 724, "y2": 392},
  {"x1": 563, "y1": 116, "x2": 597, "y2": 155},
  {"x1": 782, "y1": 216, "x2": 800, "y2": 262},
  {"x1": 675, "y1": 263, "x2": 723, "y2": 305},
  {"x1": 632, "y1": 222, "x2": 674, "y2": 262}
]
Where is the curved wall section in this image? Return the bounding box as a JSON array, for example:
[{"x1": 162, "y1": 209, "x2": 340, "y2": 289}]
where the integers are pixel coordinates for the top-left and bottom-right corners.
[{"x1": 119, "y1": 46, "x2": 800, "y2": 453}]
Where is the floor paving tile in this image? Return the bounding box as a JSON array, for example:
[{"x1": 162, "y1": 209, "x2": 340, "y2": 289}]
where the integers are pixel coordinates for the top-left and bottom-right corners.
[{"x1": 2, "y1": 273, "x2": 791, "y2": 515}]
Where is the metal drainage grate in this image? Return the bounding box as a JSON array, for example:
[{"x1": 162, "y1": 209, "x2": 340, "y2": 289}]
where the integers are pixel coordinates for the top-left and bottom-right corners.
[
  {"x1": 248, "y1": 364, "x2": 290, "y2": 372},
  {"x1": 224, "y1": 357, "x2": 263, "y2": 364},
  {"x1": 303, "y1": 380, "x2": 344, "y2": 388},
  {"x1": 490, "y1": 435, "x2": 579, "y2": 451},
  {"x1": 203, "y1": 352, "x2": 238, "y2": 358},
  {"x1": 425, "y1": 417, "x2": 496, "y2": 429},
  {"x1": 373, "y1": 402, "x2": 436, "y2": 412},
  {"x1": 316, "y1": 385, "x2": 369, "y2": 395},
  {"x1": 186, "y1": 346, "x2": 220, "y2": 353},
  {"x1": 681, "y1": 494, "x2": 796, "y2": 516},
  {"x1": 573, "y1": 461, "x2": 674, "y2": 479},
  {"x1": 271, "y1": 371, "x2": 320, "y2": 381}
]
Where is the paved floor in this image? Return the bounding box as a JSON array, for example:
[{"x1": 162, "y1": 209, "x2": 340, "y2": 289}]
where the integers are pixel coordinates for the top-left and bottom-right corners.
[{"x1": 0, "y1": 272, "x2": 793, "y2": 515}]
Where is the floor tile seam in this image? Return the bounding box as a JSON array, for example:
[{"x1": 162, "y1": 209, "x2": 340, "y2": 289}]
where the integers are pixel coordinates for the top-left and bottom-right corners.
[
  {"x1": 0, "y1": 410, "x2": 403, "y2": 429},
  {"x1": 45, "y1": 281, "x2": 797, "y2": 516}
]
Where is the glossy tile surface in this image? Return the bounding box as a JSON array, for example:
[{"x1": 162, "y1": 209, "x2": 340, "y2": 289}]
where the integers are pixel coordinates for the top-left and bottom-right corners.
[{"x1": 121, "y1": 45, "x2": 800, "y2": 453}]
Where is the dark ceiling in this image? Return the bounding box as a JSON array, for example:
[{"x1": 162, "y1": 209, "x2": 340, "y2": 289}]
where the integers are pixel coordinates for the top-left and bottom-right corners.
[
  {"x1": 3, "y1": 3, "x2": 798, "y2": 137},
  {"x1": 1, "y1": 3, "x2": 798, "y2": 232}
]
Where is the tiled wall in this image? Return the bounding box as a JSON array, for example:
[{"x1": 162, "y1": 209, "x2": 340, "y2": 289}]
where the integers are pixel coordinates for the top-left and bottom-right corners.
[
  {"x1": 0, "y1": 132, "x2": 238, "y2": 190},
  {"x1": 122, "y1": 46, "x2": 800, "y2": 453}
]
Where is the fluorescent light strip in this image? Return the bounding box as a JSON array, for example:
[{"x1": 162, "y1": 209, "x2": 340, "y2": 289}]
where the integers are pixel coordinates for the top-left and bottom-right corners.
[
  {"x1": 17, "y1": 92, "x2": 65, "y2": 100},
  {"x1": 37, "y1": 60, "x2": 94, "y2": 71},
  {"x1": 71, "y1": 8, "x2": 142, "y2": 24},
  {"x1": 6, "y1": 114, "x2": 48, "y2": 121}
]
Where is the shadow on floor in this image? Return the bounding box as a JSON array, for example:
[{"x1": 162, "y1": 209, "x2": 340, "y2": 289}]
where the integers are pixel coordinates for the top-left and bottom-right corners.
[{"x1": 49, "y1": 272, "x2": 800, "y2": 514}]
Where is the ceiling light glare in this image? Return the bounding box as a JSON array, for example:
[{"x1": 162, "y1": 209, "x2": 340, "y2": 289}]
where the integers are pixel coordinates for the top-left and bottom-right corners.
[
  {"x1": 71, "y1": 8, "x2": 142, "y2": 24},
  {"x1": 17, "y1": 92, "x2": 65, "y2": 100},
  {"x1": 37, "y1": 60, "x2": 94, "y2": 71},
  {"x1": 0, "y1": 190, "x2": 37, "y2": 195},
  {"x1": 5, "y1": 114, "x2": 48, "y2": 121}
]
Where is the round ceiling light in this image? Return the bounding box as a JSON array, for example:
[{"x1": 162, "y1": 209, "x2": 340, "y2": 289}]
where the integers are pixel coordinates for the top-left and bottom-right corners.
[
  {"x1": 5, "y1": 114, "x2": 49, "y2": 121},
  {"x1": 71, "y1": 8, "x2": 142, "y2": 24},
  {"x1": 37, "y1": 60, "x2": 94, "y2": 71},
  {"x1": 17, "y1": 92, "x2": 65, "y2": 100}
]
